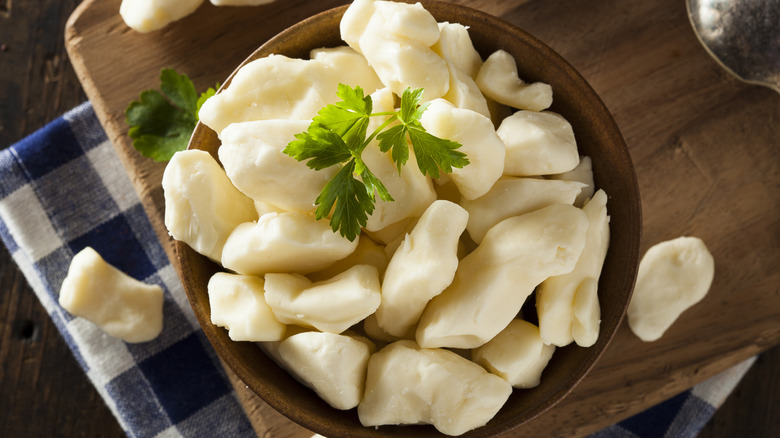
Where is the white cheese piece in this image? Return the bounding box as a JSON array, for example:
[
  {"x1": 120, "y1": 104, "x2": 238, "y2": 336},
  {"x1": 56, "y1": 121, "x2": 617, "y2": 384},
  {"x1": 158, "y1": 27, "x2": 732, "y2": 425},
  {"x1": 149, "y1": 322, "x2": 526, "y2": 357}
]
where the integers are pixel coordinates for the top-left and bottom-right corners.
[
  {"x1": 264, "y1": 264, "x2": 381, "y2": 333},
  {"x1": 440, "y1": 64, "x2": 491, "y2": 118},
  {"x1": 381, "y1": 218, "x2": 418, "y2": 261},
  {"x1": 199, "y1": 53, "x2": 382, "y2": 136},
  {"x1": 472, "y1": 319, "x2": 556, "y2": 388},
  {"x1": 119, "y1": 0, "x2": 204, "y2": 33},
  {"x1": 627, "y1": 236, "x2": 715, "y2": 342},
  {"x1": 253, "y1": 200, "x2": 285, "y2": 217},
  {"x1": 460, "y1": 177, "x2": 585, "y2": 244},
  {"x1": 420, "y1": 99, "x2": 505, "y2": 200},
  {"x1": 432, "y1": 23, "x2": 489, "y2": 117},
  {"x1": 376, "y1": 200, "x2": 468, "y2": 337},
  {"x1": 207, "y1": 272, "x2": 286, "y2": 342},
  {"x1": 339, "y1": 0, "x2": 375, "y2": 47},
  {"x1": 537, "y1": 189, "x2": 610, "y2": 346},
  {"x1": 278, "y1": 331, "x2": 374, "y2": 410},
  {"x1": 550, "y1": 155, "x2": 595, "y2": 207},
  {"x1": 362, "y1": 144, "x2": 436, "y2": 232},
  {"x1": 497, "y1": 110, "x2": 580, "y2": 177},
  {"x1": 358, "y1": 340, "x2": 512, "y2": 436},
  {"x1": 340, "y1": 0, "x2": 450, "y2": 98},
  {"x1": 475, "y1": 49, "x2": 553, "y2": 111},
  {"x1": 218, "y1": 119, "x2": 337, "y2": 213},
  {"x1": 571, "y1": 277, "x2": 601, "y2": 347},
  {"x1": 309, "y1": 46, "x2": 385, "y2": 96},
  {"x1": 59, "y1": 247, "x2": 163, "y2": 343},
  {"x1": 432, "y1": 22, "x2": 483, "y2": 79},
  {"x1": 163, "y1": 149, "x2": 258, "y2": 263},
  {"x1": 416, "y1": 203, "x2": 588, "y2": 349},
  {"x1": 209, "y1": 0, "x2": 277, "y2": 6},
  {"x1": 307, "y1": 235, "x2": 389, "y2": 282},
  {"x1": 363, "y1": 217, "x2": 414, "y2": 246},
  {"x1": 362, "y1": 313, "x2": 402, "y2": 343},
  {"x1": 221, "y1": 211, "x2": 358, "y2": 276}
]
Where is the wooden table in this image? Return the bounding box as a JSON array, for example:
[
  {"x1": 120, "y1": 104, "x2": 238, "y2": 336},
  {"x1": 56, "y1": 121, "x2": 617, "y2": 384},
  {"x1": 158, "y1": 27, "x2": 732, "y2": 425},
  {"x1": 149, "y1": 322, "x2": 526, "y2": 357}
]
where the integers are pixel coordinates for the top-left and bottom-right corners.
[{"x1": 1, "y1": 0, "x2": 778, "y2": 436}]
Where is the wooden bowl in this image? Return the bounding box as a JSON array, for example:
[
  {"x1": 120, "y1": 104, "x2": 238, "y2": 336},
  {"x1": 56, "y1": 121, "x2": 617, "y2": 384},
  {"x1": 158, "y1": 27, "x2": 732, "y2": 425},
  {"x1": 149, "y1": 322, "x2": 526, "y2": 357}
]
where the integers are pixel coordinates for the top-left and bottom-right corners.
[{"x1": 177, "y1": 1, "x2": 642, "y2": 436}]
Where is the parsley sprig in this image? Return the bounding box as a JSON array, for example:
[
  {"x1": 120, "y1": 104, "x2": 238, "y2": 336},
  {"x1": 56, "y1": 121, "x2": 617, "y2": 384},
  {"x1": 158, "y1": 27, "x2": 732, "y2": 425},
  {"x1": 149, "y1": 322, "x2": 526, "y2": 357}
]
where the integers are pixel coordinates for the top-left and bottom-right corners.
[
  {"x1": 284, "y1": 84, "x2": 469, "y2": 241},
  {"x1": 125, "y1": 69, "x2": 218, "y2": 162}
]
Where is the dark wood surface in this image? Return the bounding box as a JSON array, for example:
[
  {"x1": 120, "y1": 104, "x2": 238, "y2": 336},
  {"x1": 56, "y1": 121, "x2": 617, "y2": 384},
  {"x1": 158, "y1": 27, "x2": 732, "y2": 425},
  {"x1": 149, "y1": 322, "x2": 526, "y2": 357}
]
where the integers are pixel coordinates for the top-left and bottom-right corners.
[{"x1": 0, "y1": 1, "x2": 777, "y2": 437}]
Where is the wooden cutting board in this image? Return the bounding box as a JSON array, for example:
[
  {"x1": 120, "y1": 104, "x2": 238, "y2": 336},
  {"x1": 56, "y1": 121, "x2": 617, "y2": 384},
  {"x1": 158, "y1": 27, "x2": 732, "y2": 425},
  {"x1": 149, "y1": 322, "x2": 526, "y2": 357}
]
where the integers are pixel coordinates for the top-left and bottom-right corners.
[{"x1": 65, "y1": 0, "x2": 780, "y2": 436}]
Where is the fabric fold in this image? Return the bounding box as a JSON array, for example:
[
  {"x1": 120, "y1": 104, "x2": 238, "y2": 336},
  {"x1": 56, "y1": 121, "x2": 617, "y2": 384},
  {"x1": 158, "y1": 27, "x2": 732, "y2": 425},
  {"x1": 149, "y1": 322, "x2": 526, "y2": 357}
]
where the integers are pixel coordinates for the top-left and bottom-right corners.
[{"x1": 0, "y1": 102, "x2": 254, "y2": 438}]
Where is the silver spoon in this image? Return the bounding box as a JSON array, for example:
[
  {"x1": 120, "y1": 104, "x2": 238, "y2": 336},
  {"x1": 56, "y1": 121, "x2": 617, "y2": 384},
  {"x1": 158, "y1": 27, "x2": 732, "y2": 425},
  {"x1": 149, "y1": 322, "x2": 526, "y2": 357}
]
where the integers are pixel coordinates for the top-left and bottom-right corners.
[{"x1": 686, "y1": 0, "x2": 780, "y2": 93}]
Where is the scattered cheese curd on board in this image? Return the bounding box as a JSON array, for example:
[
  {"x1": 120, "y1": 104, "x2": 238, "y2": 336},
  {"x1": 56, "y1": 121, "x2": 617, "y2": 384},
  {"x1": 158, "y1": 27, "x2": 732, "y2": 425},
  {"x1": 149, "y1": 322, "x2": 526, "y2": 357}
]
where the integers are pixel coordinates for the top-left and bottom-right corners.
[
  {"x1": 120, "y1": 0, "x2": 205, "y2": 33},
  {"x1": 209, "y1": 0, "x2": 278, "y2": 6},
  {"x1": 59, "y1": 247, "x2": 163, "y2": 343},
  {"x1": 119, "y1": 0, "x2": 280, "y2": 33},
  {"x1": 628, "y1": 236, "x2": 715, "y2": 342},
  {"x1": 162, "y1": 0, "x2": 617, "y2": 434}
]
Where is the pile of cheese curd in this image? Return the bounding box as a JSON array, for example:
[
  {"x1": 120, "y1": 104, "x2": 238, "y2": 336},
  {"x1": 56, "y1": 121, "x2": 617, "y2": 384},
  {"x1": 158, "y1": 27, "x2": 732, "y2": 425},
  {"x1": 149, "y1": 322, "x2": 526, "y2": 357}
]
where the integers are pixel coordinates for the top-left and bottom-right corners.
[{"x1": 163, "y1": 0, "x2": 610, "y2": 435}]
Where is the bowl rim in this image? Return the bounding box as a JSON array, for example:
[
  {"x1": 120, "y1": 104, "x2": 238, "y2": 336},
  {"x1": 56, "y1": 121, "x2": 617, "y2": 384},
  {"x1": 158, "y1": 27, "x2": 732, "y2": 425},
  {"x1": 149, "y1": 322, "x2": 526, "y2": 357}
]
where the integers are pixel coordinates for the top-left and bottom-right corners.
[{"x1": 178, "y1": 1, "x2": 642, "y2": 436}]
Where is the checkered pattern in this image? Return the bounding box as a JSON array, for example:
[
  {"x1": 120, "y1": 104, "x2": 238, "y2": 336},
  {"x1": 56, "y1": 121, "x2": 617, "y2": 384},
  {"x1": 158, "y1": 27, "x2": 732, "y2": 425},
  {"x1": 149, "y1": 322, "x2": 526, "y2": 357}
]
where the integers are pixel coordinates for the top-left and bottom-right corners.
[
  {"x1": 0, "y1": 102, "x2": 254, "y2": 438},
  {"x1": 0, "y1": 102, "x2": 757, "y2": 438}
]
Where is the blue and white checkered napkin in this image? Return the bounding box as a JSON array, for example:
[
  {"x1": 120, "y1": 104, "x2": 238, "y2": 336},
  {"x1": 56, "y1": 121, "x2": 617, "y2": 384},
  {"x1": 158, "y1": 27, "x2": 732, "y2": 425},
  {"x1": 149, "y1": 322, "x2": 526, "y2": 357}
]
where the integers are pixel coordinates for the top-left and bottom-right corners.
[
  {"x1": 0, "y1": 102, "x2": 254, "y2": 438},
  {"x1": 0, "y1": 102, "x2": 756, "y2": 438}
]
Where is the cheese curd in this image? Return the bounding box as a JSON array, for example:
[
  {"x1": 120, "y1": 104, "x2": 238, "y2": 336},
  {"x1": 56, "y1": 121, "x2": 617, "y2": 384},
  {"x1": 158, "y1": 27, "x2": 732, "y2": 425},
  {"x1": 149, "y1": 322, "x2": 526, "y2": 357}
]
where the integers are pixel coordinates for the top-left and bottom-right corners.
[
  {"x1": 162, "y1": 149, "x2": 258, "y2": 263},
  {"x1": 59, "y1": 247, "x2": 163, "y2": 343},
  {"x1": 433, "y1": 23, "x2": 490, "y2": 117},
  {"x1": 119, "y1": 0, "x2": 205, "y2": 33},
  {"x1": 119, "y1": 0, "x2": 284, "y2": 33},
  {"x1": 472, "y1": 319, "x2": 555, "y2": 388},
  {"x1": 497, "y1": 110, "x2": 580, "y2": 176},
  {"x1": 209, "y1": 0, "x2": 277, "y2": 5},
  {"x1": 278, "y1": 331, "x2": 374, "y2": 410},
  {"x1": 264, "y1": 265, "x2": 381, "y2": 333},
  {"x1": 208, "y1": 272, "x2": 285, "y2": 342},
  {"x1": 358, "y1": 340, "x2": 512, "y2": 436},
  {"x1": 460, "y1": 177, "x2": 585, "y2": 244},
  {"x1": 432, "y1": 22, "x2": 483, "y2": 79},
  {"x1": 551, "y1": 155, "x2": 595, "y2": 207},
  {"x1": 537, "y1": 189, "x2": 610, "y2": 347},
  {"x1": 220, "y1": 211, "x2": 358, "y2": 276},
  {"x1": 376, "y1": 200, "x2": 468, "y2": 337},
  {"x1": 627, "y1": 237, "x2": 714, "y2": 342},
  {"x1": 420, "y1": 99, "x2": 505, "y2": 200},
  {"x1": 199, "y1": 52, "x2": 383, "y2": 136},
  {"x1": 416, "y1": 203, "x2": 588, "y2": 349},
  {"x1": 219, "y1": 119, "x2": 337, "y2": 213},
  {"x1": 476, "y1": 49, "x2": 553, "y2": 112},
  {"x1": 341, "y1": 0, "x2": 450, "y2": 98}
]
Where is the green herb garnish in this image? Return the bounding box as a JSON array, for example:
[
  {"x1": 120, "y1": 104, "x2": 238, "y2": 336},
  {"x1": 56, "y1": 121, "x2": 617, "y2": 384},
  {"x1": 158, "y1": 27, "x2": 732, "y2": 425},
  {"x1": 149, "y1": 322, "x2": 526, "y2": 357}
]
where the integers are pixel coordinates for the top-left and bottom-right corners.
[
  {"x1": 125, "y1": 68, "x2": 218, "y2": 162},
  {"x1": 284, "y1": 84, "x2": 469, "y2": 241}
]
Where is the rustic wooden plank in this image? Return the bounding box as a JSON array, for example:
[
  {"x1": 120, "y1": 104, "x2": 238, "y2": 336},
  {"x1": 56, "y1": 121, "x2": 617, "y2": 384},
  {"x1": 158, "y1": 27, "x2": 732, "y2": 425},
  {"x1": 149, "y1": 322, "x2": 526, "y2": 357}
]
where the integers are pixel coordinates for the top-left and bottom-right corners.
[{"x1": 51, "y1": 0, "x2": 780, "y2": 435}]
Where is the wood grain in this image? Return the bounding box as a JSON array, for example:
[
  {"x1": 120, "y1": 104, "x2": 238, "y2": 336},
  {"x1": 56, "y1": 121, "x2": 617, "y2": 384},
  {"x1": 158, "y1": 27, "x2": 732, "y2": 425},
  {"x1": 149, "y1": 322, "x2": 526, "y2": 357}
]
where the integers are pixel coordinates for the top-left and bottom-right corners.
[
  {"x1": 0, "y1": 0, "x2": 770, "y2": 436},
  {"x1": 0, "y1": 0, "x2": 124, "y2": 436}
]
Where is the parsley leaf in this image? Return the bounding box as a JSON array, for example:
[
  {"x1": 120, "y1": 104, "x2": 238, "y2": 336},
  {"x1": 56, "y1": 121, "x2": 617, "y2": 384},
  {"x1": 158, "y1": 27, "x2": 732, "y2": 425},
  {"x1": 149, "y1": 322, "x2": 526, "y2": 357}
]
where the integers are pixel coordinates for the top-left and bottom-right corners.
[
  {"x1": 315, "y1": 160, "x2": 373, "y2": 242},
  {"x1": 379, "y1": 87, "x2": 468, "y2": 179},
  {"x1": 313, "y1": 83, "x2": 372, "y2": 151},
  {"x1": 284, "y1": 84, "x2": 468, "y2": 241},
  {"x1": 125, "y1": 68, "x2": 219, "y2": 162}
]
